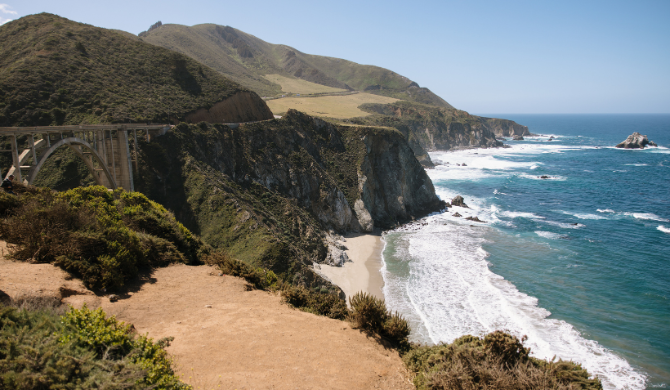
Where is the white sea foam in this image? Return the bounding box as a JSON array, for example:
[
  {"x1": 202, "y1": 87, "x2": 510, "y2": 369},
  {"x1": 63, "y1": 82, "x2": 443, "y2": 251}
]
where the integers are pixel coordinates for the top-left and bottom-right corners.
[
  {"x1": 382, "y1": 219, "x2": 647, "y2": 390},
  {"x1": 595, "y1": 209, "x2": 669, "y2": 222},
  {"x1": 535, "y1": 231, "x2": 561, "y2": 239},
  {"x1": 624, "y1": 213, "x2": 670, "y2": 222},
  {"x1": 561, "y1": 211, "x2": 608, "y2": 220},
  {"x1": 657, "y1": 225, "x2": 670, "y2": 234},
  {"x1": 501, "y1": 210, "x2": 545, "y2": 220},
  {"x1": 625, "y1": 163, "x2": 648, "y2": 166}
]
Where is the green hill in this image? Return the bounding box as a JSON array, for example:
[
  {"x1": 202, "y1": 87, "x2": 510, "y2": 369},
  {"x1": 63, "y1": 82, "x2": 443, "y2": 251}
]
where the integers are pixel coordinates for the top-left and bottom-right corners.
[
  {"x1": 139, "y1": 23, "x2": 452, "y2": 107},
  {"x1": 0, "y1": 13, "x2": 272, "y2": 127}
]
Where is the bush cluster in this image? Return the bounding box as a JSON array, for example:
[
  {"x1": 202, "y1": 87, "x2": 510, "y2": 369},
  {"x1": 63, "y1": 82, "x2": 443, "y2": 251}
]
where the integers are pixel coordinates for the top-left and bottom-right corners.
[
  {"x1": 204, "y1": 251, "x2": 278, "y2": 290},
  {"x1": 403, "y1": 331, "x2": 603, "y2": 390},
  {"x1": 349, "y1": 292, "x2": 410, "y2": 349},
  {"x1": 0, "y1": 301, "x2": 189, "y2": 389},
  {"x1": 0, "y1": 185, "x2": 209, "y2": 290},
  {"x1": 205, "y1": 251, "x2": 349, "y2": 319},
  {"x1": 280, "y1": 284, "x2": 349, "y2": 320}
]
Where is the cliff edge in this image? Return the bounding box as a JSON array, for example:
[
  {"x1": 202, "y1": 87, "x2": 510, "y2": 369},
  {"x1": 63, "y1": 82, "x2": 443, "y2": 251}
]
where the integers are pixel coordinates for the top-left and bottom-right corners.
[{"x1": 134, "y1": 109, "x2": 444, "y2": 285}]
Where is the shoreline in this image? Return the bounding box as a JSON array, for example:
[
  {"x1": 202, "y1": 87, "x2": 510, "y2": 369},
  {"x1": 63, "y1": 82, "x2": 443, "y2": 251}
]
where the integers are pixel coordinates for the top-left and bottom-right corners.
[{"x1": 316, "y1": 232, "x2": 385, "y2": 303}]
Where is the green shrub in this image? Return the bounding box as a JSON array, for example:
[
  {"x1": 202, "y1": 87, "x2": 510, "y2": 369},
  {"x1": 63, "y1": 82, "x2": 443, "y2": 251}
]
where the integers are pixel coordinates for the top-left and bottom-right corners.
[
  {"x1": 0, "y1": 302, "x2": 181, "y2": 390},
  {"x1": 349, "y1": 292, "x2": 388, "y2": 333},
  {"x1": 59, "y1": 305, "x2": 189, "y2": 389},
  {"x1": 280, "y1": 284, "x2": 349, "y2": 320},
  {"x1": 403, "y1": 331, "x2": 603, "y2": 390},
  {"x1": 0, "y1": 185, "x2": 208, "y2": 290},
  {"x1": 349, "y1": 292, "x2": 410, "y2": 348},
  {"x1": 204, "y1": 251, "x2": 271, "y2": 289},
  {"x1": 0, "y1": 191, "x2": 20, "y2": 215}
]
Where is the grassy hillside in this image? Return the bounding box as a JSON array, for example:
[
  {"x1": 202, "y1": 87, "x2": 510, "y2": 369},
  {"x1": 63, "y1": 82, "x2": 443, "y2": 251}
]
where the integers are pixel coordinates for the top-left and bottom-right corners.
[
  {"x1": 263, "y1": 74, "x2": 347, "y2": 95},
  {"x1": 266, "y1": 92, "x2": 398, "y2": 118},
  {"x1": 0, "y1": 13, "x2": 255, "y2": 127},
  {"x1": 140, "y1": 23, "x2": 452, "y2": 107}
]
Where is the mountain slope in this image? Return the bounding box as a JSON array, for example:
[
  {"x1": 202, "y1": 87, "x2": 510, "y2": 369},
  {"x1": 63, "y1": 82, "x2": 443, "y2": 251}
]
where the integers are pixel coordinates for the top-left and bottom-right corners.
[
  {"x1": 0, "y1": 13, "x2": 273, "y2": 127},
  {"x1": 140, "y1": 23, "x2": 452, "y2": 107}
]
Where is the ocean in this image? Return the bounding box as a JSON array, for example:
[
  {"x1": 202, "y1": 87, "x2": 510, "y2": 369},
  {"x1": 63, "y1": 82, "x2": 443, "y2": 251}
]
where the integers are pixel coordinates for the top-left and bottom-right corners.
[{"x1": 380, "y1": 114, "x2": 670, "y2": 389}]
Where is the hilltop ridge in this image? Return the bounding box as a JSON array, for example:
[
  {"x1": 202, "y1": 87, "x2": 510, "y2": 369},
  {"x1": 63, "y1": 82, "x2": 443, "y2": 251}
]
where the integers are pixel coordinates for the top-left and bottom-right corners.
[
  {"x1": 139, "y1": 23, "x2": 452, "y2": 108},
  {"x1": 0, "y1": 13, "x2": 273, "y2": 127}
]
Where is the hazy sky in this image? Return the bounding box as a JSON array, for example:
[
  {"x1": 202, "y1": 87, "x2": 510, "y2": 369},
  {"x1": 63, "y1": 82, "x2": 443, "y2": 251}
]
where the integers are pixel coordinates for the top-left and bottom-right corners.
[{"x1": 2, "y1": 0, "x2": 669, "y2": 114}]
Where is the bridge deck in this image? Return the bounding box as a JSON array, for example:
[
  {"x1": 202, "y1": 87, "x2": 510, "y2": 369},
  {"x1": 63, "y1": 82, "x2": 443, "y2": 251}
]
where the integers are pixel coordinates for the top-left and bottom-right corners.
[{"x1": 0, "y1": 124, "x2": 171, "y2": 135}]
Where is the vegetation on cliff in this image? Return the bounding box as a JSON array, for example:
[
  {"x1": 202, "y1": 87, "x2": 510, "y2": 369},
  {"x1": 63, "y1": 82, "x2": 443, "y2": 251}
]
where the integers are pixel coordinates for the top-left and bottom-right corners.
[
  {"x1": 133, "y1": 110, "x2": 442, "y2": 278},
  {"x1": 0, "y1": 185, "x2": 208, "y2": 290},
  {"x1": 0, "y1": 299, "x2": 189, "y2": 389},
  {"x1": 404, "y1": 332, "x2": 602, "y2": 390}
]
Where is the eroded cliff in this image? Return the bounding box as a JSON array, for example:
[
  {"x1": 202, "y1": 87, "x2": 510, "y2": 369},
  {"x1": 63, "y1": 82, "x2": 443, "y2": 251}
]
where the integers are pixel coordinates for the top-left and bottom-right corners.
[
  {"x1": 134, "y1": 109, "x2": 444, "y2": 286},
  {"x1": 356, "y1": 101, "x2": 531, "y2": 156}
]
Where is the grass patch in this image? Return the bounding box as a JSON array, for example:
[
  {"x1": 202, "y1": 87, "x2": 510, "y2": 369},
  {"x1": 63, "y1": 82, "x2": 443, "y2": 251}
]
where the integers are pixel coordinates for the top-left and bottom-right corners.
[
  {"x1": 263, "y1": 74, "x2": 347, "y2": 95},
  {"x1": 265, "y1": 92, "x2": 399, "y2": 119}
]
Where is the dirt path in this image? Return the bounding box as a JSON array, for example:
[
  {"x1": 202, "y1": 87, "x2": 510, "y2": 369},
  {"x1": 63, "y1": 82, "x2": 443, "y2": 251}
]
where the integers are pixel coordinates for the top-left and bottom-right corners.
[{"x1": 0, "y1": 246, "x2": 412, "y2": 389}]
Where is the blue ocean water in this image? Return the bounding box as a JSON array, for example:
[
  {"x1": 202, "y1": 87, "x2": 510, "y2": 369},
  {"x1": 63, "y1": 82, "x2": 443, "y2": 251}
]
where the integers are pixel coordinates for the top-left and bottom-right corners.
[{"x1": 381, "y1": 114, "x2": 670, "y2": 389}]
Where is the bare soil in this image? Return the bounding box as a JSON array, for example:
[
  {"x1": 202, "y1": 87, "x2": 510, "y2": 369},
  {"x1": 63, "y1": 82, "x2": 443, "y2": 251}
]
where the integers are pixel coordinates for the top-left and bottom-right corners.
[{"x1": 0, "y1": 241, "x2": 412, "y2": 390}]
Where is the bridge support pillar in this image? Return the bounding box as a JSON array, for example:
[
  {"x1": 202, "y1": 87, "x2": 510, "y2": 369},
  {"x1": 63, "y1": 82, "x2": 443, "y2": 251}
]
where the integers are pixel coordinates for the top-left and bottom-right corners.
[{"x1": 10, "y1": 135, "x2": 21, "y2": 183}]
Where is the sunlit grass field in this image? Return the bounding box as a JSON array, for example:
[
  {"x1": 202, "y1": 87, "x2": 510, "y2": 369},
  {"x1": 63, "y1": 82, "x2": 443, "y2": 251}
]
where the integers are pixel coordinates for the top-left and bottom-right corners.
[
  {"x1": 266, "y1": 92, "x2": 398, "y2": 118},
  {"x1": 262, "y1": 74, "x2": 348, "y2": 95}
]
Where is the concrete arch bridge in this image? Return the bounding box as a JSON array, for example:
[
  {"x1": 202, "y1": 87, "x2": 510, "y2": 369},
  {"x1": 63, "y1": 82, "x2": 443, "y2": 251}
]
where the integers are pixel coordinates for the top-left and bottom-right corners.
[{"x1": 0, "y1": 124, "x2": 171, "y2": 191}]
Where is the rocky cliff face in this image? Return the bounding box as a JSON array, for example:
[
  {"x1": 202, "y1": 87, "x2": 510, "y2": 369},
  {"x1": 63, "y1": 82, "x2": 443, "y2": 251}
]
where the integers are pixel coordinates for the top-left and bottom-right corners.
[
  {"x1": 134, "y1": 109, "x2": 444, "y2": 285},
  {"x1": 357, "y1": 130, "x2": 445, "y2": 229},
  {"x1": 357, "y1": 102, "x2": 512, "y2": 153},
  {"x1": 480, "y1": 117, "x2": 531, "y2": 137},
  {"x1": 185, "y1": 91, "x2": 274, "y2": 123}
]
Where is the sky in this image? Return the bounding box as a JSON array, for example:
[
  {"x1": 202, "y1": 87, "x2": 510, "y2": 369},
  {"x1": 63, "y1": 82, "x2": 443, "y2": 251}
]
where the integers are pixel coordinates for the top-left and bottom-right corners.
[{"x1": 2, "y1": 0, "x2": 669, "y2": 114}]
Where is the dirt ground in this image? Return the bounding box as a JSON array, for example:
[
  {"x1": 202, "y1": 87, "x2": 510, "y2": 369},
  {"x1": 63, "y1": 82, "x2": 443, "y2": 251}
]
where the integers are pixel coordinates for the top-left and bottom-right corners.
[{"x1": 0, "y1": 241, "x2": 412, "y2": 390}]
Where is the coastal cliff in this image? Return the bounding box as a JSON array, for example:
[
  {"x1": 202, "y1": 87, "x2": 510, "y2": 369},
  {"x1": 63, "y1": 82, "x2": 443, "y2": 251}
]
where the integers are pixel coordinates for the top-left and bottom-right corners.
[
  {"x1": 354, "y1": 102, "x2": 531, "y2": 160},
  {"x1": 481, "y1": 117, "x2": 531, "y2": 137},
  {"x1": 134, "y1": 109, "x2": 444, "y2": 283}
]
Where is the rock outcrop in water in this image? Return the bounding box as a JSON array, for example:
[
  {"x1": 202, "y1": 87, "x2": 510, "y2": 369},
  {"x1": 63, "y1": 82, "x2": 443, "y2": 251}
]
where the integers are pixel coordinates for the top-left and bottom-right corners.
[
  {"x1": 616, "y1": 132, "x2": 658, "y2": 149},
  {"x1": 451, "y1": 195, "x2": 468, "y2": 208}
]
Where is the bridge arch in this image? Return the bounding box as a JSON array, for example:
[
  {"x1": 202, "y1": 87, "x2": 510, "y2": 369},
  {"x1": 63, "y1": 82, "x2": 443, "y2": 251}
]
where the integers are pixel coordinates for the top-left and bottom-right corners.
[
  {"x1": 27, "y1": 137, "x2": 117, "y2": 189},
  {"x1": 2, "y1": 124, "x2": 171, "y2": 191}
]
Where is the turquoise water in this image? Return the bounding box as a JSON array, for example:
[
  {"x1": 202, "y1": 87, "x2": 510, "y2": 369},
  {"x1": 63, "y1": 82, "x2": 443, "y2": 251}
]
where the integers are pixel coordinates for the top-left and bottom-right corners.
[{"x1": 381, "y1": 114, "x2": 670, "y2": 389}]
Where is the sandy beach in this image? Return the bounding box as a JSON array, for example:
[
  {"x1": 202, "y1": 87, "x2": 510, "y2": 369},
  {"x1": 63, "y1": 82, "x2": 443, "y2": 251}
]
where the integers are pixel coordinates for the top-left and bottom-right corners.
[{"x1": 317, "y1": 233, "x2": 385, "y2": 302}]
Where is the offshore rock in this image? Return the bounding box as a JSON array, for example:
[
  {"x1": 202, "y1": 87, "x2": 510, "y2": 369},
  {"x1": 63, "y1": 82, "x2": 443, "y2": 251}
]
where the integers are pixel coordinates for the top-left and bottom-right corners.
[
  {"x1": 451, "y1": 195, "x2": 468, "y2": 208},
  {"x1": 465, "y1": 216, "x2": 485, "y2": 223},
  {"x1": 616, "y1": 132, "x2": 658, "y2": 149},
  {"x1": 513, "y1": 135, "x2": 525, "y2": 141}
]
